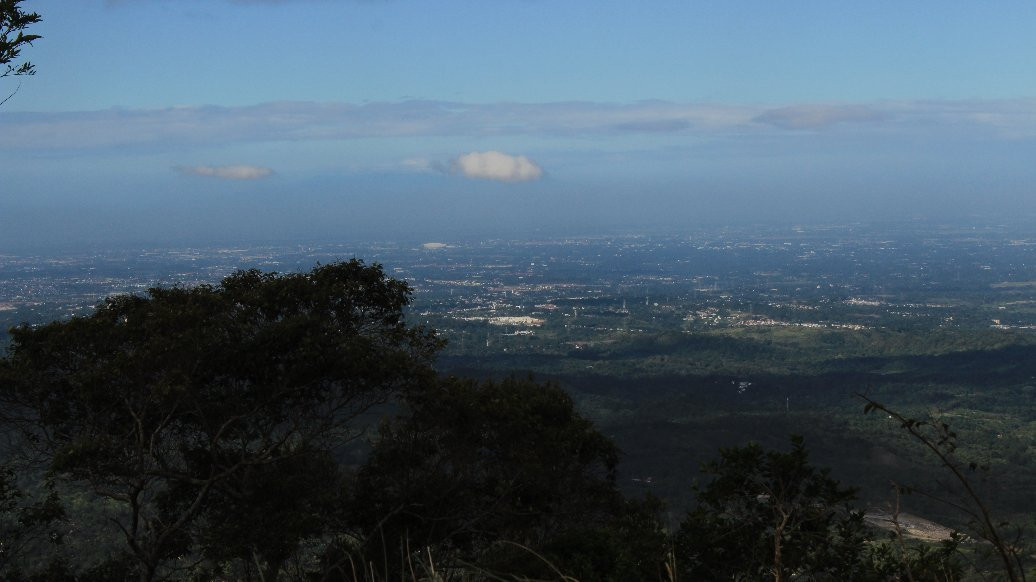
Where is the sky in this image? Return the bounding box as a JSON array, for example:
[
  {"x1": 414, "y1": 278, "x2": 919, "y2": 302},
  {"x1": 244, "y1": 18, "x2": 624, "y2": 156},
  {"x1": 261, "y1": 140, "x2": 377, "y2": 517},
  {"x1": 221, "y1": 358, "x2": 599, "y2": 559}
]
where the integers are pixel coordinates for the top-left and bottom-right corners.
[{"x1": 2, "y1": 0, "x2": 1036, "y2": 250}]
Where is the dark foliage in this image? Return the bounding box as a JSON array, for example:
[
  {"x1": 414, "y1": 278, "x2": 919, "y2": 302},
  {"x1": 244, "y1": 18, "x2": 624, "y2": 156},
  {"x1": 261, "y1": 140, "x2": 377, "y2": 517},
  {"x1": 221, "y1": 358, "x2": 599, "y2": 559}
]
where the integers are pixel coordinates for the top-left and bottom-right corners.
[
  {"x1": 1, "y1": 0, "x2": 41, "y2": 107},
  {"x1": 675, "y1": 436, "x2": 871, "y2": 581},
  {"x1": 346, "y1": 375, "x2": 665, "y2": 579},
  {"x1": 0, "y1": 464, "x2": 66, "y2": 578},
  {"x1": 0, "y1": 261, "x2": 441, "y2": 580}
]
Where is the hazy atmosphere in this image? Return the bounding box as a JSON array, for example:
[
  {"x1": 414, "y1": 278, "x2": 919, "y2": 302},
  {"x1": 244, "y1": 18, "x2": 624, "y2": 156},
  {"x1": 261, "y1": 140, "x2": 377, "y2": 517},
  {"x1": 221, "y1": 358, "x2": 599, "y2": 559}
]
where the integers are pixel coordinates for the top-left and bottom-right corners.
[
  {"x1": 2, "y1": 1, "x2": 1036, "y2": 249},
  {"x1": 7, "y1": 4, "x2": 1036, "y2": 579}
]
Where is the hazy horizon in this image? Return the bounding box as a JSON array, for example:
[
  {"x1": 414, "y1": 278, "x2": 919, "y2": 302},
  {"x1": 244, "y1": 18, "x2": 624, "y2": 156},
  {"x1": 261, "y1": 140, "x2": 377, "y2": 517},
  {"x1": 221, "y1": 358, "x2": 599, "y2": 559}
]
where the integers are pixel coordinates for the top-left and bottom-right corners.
[{"x1": 3, "y1": 1, "x2": 1036, "y2": 250}]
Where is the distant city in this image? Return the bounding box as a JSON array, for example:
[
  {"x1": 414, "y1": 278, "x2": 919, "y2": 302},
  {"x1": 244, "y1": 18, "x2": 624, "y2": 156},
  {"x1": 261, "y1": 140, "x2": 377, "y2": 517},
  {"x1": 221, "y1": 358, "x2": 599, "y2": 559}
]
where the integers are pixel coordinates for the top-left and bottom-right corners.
[{"x1": 4, "y1": 222, "x2": 1036, "y2": 351}]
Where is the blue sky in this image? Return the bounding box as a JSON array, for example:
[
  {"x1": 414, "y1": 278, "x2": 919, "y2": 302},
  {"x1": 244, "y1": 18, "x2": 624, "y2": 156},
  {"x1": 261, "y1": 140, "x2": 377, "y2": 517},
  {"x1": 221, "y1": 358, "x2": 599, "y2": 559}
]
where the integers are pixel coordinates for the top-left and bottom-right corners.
[{"x1": 2, "y1": 0, "x2": 1036, "y2": 249}]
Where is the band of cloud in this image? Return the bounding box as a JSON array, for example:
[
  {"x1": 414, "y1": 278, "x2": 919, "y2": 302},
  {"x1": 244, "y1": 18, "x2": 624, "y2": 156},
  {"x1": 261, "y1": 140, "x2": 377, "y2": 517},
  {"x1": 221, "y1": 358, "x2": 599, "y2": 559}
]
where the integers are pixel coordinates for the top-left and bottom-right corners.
[
  {"x1": 451, "y1": 151, "x2": 543, "y2": 182},
  {"x1": 4, "y1": 99, "x2": 1036, "y2": 152},
  {"x1": 175, "y1": 164, "x2": 274, "y2": 180},
  {"x1": 752, "y1": 105, "x2": 887, "y2": 129}
]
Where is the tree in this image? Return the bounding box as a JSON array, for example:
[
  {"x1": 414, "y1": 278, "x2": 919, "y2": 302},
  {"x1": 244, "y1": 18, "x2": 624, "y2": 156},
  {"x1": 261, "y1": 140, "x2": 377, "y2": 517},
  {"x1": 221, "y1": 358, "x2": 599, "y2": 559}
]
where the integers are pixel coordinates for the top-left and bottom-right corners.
[
  {"x1": 343, "y1": 375, "x2": 655, "y2": 579},
  {"x1": 1, "y1": 0, "x2": 41, "y2": 106},
  {"x1": 0, "y1": 463, "x2": 67, "y2": 579},
  {"x1": 191, "y1": 448, "x2": 345, "y2": 581},
  {"x1": 1, "y1": 0, "x2": 39, "y2": 77},
  {"x1": 862, "y1": 396, "x2": 1027, "y2": 581},
  {"x1": 674, "y1": 436, "x2": 872, "y2": 581},
  {"x1": 0, "y1": 261, "x2": 442, "y2": 581}
]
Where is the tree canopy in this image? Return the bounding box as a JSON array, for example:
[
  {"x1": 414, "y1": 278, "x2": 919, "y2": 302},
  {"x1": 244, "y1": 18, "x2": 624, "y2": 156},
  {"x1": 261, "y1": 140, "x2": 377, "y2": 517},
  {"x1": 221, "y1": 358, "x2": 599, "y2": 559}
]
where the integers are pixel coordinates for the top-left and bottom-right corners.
[
  {"x1": 0, "y1": 261, "x2": 663, "y2": 579},
  {"x1": 1, "y1": 0, "x2": 41, "y2": 79},
  {"x1": 346, "y1": 375, "x2": 638, "y2": 578},
  {"x1": 675, "y1": 435, "x2": 872, "y2": 581},
  {"x1": 0, "y1": 260, "x2": 441, "y2": 580}
]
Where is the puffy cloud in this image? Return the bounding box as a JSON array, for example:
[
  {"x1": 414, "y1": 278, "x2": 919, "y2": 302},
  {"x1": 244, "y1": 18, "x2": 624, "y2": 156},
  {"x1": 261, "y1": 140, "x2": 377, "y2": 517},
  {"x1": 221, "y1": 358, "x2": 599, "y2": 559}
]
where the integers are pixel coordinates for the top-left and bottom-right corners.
[
  {"x1": 174, "y1": 164, "x2": 274, "y2": 180},
  {"x1": 451, "y1": 151, "x2": 543, "y2": 182}
]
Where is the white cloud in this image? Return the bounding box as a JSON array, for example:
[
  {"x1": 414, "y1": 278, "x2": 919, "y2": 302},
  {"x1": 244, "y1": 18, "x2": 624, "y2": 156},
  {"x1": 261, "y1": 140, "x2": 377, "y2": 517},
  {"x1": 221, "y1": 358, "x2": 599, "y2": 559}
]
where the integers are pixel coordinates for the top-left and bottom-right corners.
[
  {"x1": 451, "y1": 151, "x2": 543, "y2": 183},
  {"x1": 175, "y1": 164, "x2": 274, "y2": 180}
]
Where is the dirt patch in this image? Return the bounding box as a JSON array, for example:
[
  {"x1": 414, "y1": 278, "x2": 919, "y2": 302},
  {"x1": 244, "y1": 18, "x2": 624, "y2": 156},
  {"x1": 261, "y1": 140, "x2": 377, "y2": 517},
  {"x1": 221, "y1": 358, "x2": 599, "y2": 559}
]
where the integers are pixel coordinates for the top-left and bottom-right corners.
[{"x1": 864, "y1": 510, "x2": 957, "y2": 542}]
